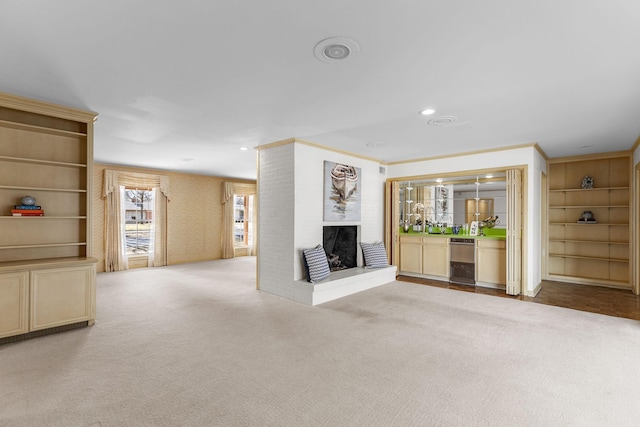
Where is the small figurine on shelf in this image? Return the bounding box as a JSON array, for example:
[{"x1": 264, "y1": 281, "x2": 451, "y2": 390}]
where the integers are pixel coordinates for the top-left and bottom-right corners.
[
  {"x1": 582, "y1": 176, "x2": 594, "y2": 189},
  {"x1": 21, "y1": 195, "x2": 36, "y2": 206},
  {"x1": 578, "y1": 211, "x2": 596, "y2": 223}
]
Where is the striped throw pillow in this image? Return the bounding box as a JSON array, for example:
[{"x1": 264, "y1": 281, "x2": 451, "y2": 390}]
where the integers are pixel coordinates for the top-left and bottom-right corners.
[
  {"x1": 303, "y1": 245, "x2": 330, "y2": 283},
  {"x1": 360, "y1": 242, "x2": 389, "y2": 268}
]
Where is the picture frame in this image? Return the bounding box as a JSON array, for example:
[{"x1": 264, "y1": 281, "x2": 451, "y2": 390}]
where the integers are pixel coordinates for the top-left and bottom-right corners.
[
  {"x1": 469, "y1": 221, "x2": 479, "y2": 236},
  {"x1": 323, "y1": 161, "x2": 361, "y2": 222}
]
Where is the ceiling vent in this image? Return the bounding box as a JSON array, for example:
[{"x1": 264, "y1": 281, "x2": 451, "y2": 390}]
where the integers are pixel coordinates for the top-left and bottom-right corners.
[
  {"x1": 314, "y1": 37, "x2": 360, "y2": 63},
  {"x1": 427, "y1": 116, "x2": 458, "y2": 127}
]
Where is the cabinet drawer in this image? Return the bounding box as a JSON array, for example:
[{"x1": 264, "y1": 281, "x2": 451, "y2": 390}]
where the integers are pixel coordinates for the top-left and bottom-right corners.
[
  {"x1": 400, "y1": 235, "x2": 422, "y2": 243},
  {"x1": 477, "y1": 239, "x2": 506, "y2": 249}
]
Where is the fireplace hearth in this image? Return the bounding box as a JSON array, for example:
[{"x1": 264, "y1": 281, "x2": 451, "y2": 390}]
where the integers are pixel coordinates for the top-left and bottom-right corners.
[{"x1": 323, "y1": 226, "x2": 358, "y2": 271}]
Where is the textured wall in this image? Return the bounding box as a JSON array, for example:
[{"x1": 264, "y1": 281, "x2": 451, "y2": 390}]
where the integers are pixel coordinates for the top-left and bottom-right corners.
[
  {"x1": 257, "y1": 144, "x2": 295, "y2": 298},
  {"x1": 93, "y1": 163, "x2": 254, "y2": 272}
]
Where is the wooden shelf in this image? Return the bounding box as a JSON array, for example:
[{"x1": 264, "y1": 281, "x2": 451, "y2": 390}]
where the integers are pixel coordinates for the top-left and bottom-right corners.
[
  {"x1": 0, "y1": 185, "x2": 86, "y2": 193},
  {"x1": 549, "y1": 239, "x2": 628, "y2": 245},
  {"x1": 549, "y1": 186, "x2": 629, "y2": 192},
  {"x1": 0, "y1": 119, "x2": 87, "y2": 137},
  {"x1": 549, "y1": 205, "x2": 628, "y2": 209},
  {"x1": 548, "y1": 253, "x2": 628, "y2": 263},
  {"x1": 546, "y1": 273, "x2": 631, "y2": 289},
  {"x1": 0, "y1": 256, "x2": 96, "y2": 271},
  {"x1": 0, "y1": 155, "x2": 86, "y2": 168},
  {"x1": 549, "y1": 222, "x2": 628, "y2": 226},
  {"x1": 0, "y1": 242, "x2": 87, "y2": 250},
  {"x1": 0, "y1": 216, "x2": 87, "y2": 219},
  {"x1": 546, "y1": 154, "x2": 631, "y2": 287}
]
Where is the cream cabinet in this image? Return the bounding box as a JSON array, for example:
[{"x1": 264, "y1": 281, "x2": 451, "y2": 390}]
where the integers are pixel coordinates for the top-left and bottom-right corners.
[
  {"x1": 399, "y1": 235, "x2": 449, "y2": 279},
  {"x1": 476, "y1": 239, "x2": 506, "y2": 286},
  {"x1": 0, "y1": 92, "x2": 97, "y2": 341},
  {"x1": 30, "y1": 264, "x2": 96, "y2": 331},
  {"x1": 422, "y1": 237, "x2": 449, "y2": 278},
  {"x1": 0, "y1": 259, "x2": 96, "y2": 341},
  {"x1": 547, "y1": 153, "x2": 631, "y2": 288},
  {"x1": 399, "y1": 235, "x2": 423, "y2": 274},
  {"x1": 0, "y1": 271, "x2": 29, "y2": 338}
]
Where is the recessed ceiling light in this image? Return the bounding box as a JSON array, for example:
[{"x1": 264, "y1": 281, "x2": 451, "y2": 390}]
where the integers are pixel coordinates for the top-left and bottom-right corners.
[
  {"x1": 366, "y1": 142, "x2": 384, "y2": 148},
  {"x1": 314, "y1": 37, "x2": 360, "y2": 63},
  {"x1": 419, "y1": 108, "x2": 436, "y2": 116},
  {"x1": 240, "y1": 147, "x2": 249, "y2": 151},
  {"x1": 427, "y1": 115, "x2": 458, "y2": 126}
]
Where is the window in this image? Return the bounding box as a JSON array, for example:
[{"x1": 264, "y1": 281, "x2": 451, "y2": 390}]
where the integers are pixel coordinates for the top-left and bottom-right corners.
[
  {"x1": 123, "y1": 188, "x2": 154, "y2": 255},
  {"x1": 234, "y1": 195, "x2": 253, "y2": 246}
]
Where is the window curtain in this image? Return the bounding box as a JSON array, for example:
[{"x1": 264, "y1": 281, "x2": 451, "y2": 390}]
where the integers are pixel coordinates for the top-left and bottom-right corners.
[
  {"x1": 103, "y1": 170, "x2": 170, "y2": 272},
  {"x1": 221, "y1": 182, "x2": 256, "y2": 258},
  {"x1": 118, "y1": 186, "x2": 129, "y2": 270}
]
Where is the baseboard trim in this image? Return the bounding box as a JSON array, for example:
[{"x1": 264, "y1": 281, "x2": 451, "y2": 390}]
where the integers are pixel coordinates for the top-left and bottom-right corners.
[
  {"x1": 525, "y1": 281, "x2": 542, "y2": 297},
  {"x1": 0, "y1": 321, "x2": 89, "y2": 346}
]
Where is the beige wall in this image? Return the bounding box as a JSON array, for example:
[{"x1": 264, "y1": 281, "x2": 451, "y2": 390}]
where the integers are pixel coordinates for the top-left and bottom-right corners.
[{"x1": 93, "y1": 163, "x2": 254, "y2": 272}]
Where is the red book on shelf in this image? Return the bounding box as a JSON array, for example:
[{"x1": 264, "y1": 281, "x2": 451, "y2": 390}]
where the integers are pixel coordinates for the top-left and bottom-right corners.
[
  {"x1": 11, "y1": 209, "x2": 45, "y2": 216},
  {"x1": 11, "y1": 209, "x2": 45, "y2": 214}
]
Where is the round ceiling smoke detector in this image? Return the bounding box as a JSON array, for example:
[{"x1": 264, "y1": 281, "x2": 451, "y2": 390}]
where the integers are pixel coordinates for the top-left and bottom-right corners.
[
  {"x1": 427, "y1": 115, "x2": 458, "y2": 126},
  {"x1": 314, "y1": 37, "x2": 360, "y2": 63}
]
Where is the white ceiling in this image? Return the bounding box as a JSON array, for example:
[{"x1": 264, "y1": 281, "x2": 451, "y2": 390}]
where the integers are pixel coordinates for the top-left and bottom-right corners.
[{"x1": 2, "y1": 1, "x2": 640, "y2": 180}]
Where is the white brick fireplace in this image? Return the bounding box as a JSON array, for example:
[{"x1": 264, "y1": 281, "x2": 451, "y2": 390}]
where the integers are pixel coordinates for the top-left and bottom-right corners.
[{"x1": 257, "y1": 139, "x2": 396, "y2": 305}]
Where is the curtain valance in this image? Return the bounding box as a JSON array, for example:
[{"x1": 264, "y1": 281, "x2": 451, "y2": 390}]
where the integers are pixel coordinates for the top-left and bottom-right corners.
[
  {"x1": 222, "y1": 182, "x2": 256, "y2": 203},
  {"x1": 103, "y1": 170, "x2": 170, "y2": 199}
]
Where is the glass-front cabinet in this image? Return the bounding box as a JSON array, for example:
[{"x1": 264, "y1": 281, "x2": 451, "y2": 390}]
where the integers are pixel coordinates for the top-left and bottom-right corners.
[
  {"x1": 388, "y1": 170, "x2": 515, "y2": 293},
  {"x1": 398, "y1": 174, "x2": 507, "y2": 235}
]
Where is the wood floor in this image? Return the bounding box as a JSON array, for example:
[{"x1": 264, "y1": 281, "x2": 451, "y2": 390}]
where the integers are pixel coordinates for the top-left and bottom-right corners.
[{"x1": 397, "y1": 275, "x2": 640, "y2": 321}]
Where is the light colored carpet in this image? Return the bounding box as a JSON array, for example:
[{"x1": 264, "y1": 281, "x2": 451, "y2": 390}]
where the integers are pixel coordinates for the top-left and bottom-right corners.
[{"x1": 2, "y1": 256, "x2": 640, "y2": 426}]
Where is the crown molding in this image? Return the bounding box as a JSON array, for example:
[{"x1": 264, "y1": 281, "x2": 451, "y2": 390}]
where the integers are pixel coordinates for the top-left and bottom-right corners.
[{"x1": 0, "y1": 91, "x2": 97, "y2": 123}]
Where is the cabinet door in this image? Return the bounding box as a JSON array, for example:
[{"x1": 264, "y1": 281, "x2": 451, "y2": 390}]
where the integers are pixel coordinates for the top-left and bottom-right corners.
[
  {"x1": 30, "y1": 265, "x2": 95, "y2": 331},
  {"x1": 423, "y1": 238, "x2": 449, "y2": 277},
  {"x1": 400, "y1": 240, "x2": 423, "y2": 274},
  {"x1": 0, "y1": 271, "x2": 29, "y2": 338},
  {"x1": 477, "y1": 240, "x2": 506, "y2": 285}
]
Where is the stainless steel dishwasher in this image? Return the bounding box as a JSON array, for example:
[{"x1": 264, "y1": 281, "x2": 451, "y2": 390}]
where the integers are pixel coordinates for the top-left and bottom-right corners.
[{"x1": 449, "y1": 238, "x2": 475, "y2": 285}]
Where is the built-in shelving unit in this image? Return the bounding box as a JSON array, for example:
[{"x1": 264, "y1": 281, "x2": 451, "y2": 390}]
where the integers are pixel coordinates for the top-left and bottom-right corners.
[
  {"x1": 0, "y1": 92, "x2": 98, "y2": 341},
  {"x1": 547, "y1": 153, "x2": 631, "y2": 288}
]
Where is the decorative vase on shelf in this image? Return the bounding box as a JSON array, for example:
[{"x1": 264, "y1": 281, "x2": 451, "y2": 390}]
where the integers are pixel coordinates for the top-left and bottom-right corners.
[{"x1": 21, "y1": 196, "x2": 36, "y2": 206}]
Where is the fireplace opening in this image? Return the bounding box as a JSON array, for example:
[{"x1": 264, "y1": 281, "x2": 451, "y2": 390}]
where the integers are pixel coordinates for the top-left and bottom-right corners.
[{"x1": 323, "y1": 226, "x2": 358, "y2": 271}]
